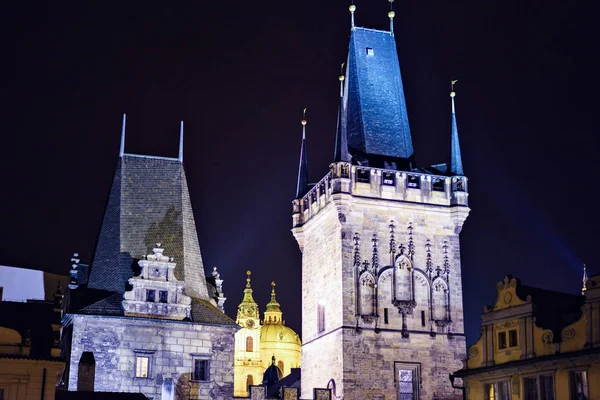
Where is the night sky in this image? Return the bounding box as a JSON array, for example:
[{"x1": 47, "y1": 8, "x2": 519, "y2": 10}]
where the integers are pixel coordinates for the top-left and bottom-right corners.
[{"x1": 2, "y1": 1, "x2": 599, "y2": 346}]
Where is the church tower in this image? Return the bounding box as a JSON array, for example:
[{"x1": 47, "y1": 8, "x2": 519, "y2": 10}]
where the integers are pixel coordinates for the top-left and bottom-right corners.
[
  {"x1": 233, "y1": 272, "x2": 263, "y2": 397},
  {"x1": 292, "y1": 4, "x2": 469, "y2": 399}
]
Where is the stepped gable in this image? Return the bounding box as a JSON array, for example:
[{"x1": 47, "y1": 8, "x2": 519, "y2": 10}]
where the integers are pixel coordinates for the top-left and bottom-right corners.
[{"x1": 87, "y1": 154, "x2": 209, "y2": 300}]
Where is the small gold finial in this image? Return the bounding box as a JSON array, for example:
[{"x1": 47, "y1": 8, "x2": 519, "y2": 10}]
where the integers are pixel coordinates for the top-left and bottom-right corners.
[
  {"x1": 349, "y1": 4, "x2": 356, "y2": 12},
  {"x1": 339, "y1": 63, "x2": 345, "y2": 82},
  {"x1": 246, "y1": 270, "x2": 252, "y2": 286},
  {"x1": 302, "y1": 108, "x2": 307, "y2": 126}
]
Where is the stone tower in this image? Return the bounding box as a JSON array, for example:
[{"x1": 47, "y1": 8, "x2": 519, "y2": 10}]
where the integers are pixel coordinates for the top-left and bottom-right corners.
[{"x1": 291, "y1": 5, "x2": 470, "y2": 400}]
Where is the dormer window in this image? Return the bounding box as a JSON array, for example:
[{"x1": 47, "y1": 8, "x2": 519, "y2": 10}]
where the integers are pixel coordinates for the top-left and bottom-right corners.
[
  {"x1": 407, "y1": 175, "x2": 420, "y2": 189},
  {"x1": 366, "y1": 47, "x2": 374, "y2": 56},
  {"x1": 498, "y1": 328, "x2": 518, "y2": 349},
  {"x1": 382, "y1": 172, "x2": 395, "y2": 186}
]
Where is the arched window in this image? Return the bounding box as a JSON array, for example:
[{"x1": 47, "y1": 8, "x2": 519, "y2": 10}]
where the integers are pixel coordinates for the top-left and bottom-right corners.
[
  {"x1": 246, "y1": 374, "x2": 254, "y2": 392},
  {"x1": 245, "y1": 336, "x2": 253, "y2": 352},
  {"x1": 277, "y1": 360, "x2": 284, "y2": 374}
]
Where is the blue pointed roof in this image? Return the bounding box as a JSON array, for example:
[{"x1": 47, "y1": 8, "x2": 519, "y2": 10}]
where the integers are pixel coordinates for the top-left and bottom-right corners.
[
  {"x1": 295, "y1": 123, "x2": 309, "y2": 198},
  {"x1": 449, "y1": 94, "x2": 464, "y2": 175},
  {"x1": 344, "y1": 27, "x2": 413, "y2": 161}
]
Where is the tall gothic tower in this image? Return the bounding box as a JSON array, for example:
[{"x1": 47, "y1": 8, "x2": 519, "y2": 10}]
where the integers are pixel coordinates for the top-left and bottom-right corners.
[{"x1": 292, "y1": 5, "x2": 469, "y2": 399}]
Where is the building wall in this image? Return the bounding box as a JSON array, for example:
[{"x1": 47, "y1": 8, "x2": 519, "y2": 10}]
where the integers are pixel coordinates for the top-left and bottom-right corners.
[
  {"x1": 296, "y1": 185, "x2": 468, "y2": 399},
  {"x1": 0, "y1": 358, "x2": 63, "y2": 400},
  {"x1": 233, "y1": 325, "x2": 262, "y2": 397},
  {"x1": 67, "y1": 315, "x2": 236, "y2": 400}
]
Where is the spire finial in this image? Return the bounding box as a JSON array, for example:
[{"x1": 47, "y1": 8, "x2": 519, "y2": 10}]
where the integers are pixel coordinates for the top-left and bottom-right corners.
[
  {"x1": 451, "y1": 79, "x2": 458, "y2": 113},
  {"x1": 349, "y1": 4, "x2": 356, "y2": 29},
  {"x1": 178, "y1": 120, "x2": 184, "y2": 162},
  {"x1": 582, "y1": 263, "x2": 589, "y2": 295},
  {"x1": 388, "y1": 0, "x2": 395, "y2": 34},
  {"x1": 271, "y1": 281, "x2": 277, "y2": 301},
  {"x1": 119, "y1": 114, "x2": 126, "y2": 157},
  {"x1": 246, "y1": 270, "x2": 252, "y2": 288},
  {"x1": 339, "y1": 63, "x2": 346, "y2": 97},
  {"x1": 296, "y1": 109, "x2": 309, "y2": 198}
]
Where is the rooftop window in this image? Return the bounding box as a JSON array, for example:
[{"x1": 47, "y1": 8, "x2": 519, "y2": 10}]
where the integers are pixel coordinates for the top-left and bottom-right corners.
[{"x1": 366, "y1": 47, "x2": 374, "y2": 56}]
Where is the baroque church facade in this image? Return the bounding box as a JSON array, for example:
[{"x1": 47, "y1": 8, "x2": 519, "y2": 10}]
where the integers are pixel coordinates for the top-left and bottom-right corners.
[
  {"x1": 233, "y1": 272, "x2": 301, "y2": 397},
  {"x1": 59, "y1": 118, "x2": 238, "y2": 400},
  {"x1": 292, "y1": 5, "x2": 469, "y2": 400}
]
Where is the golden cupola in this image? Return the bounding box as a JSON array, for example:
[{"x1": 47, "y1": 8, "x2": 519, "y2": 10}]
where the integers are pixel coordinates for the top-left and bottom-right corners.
[
  {"x1": 264, "y1": 281, "x2": 283, "y2": 324},
  {"x1": 236, "y1": 271, "x2": 259, "y2": 328}
]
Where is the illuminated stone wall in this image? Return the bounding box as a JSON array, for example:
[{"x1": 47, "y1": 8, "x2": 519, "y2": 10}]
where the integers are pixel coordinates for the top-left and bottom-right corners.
[{"x1": 67, "y1": 315, "x2": 236, "y2": 400}]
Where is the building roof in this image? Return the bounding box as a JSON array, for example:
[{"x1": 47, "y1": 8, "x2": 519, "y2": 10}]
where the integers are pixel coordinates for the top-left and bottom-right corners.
[
  {"x1": 343, "y1": 27, "x2": 413, "y2": 165},
  {"x1": 87, "y1": 154, "x2": 209, "y2": 300}
]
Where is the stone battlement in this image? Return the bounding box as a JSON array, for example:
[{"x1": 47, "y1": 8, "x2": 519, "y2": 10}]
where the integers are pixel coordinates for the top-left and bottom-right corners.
[{"x1": 293, "y1": 162, "x2": 468, "y2": 228}]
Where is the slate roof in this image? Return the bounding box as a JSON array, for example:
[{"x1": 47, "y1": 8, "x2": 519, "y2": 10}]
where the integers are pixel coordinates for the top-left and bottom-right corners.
[
  {"x1": 344, "y1": 27, "x2": 413, "y2": 164},
  {"x1": 87, "y1": 154, "x2": 209, "y2": 300}
]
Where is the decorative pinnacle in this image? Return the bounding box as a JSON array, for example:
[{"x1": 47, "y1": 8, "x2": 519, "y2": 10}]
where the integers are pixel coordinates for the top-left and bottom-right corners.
[
  {"x1": 451, "y1": 79, "x2": 458, "y2": 113},
  {"x1": 301, "y1": 108, "x2": 307, "y2": 126},
  {"x1": 119, "y1": 113, "x2": 126, "y2": 157},
  {"x1": 583, "y1": 264, "x2": 589, "y2": 295},
  {"x1": 178, "y1": 120, "x2": 184, "y2": 162},
  {"x1": 389, "y1": 0, "x2": 395, "y2": 33},
  {"x1": 246, "y1": 270, "x2": 252, "y2": 287}
]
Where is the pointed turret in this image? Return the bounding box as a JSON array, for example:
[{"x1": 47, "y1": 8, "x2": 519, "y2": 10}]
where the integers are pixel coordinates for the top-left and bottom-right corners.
[
  {"x1": 334, "y1": 72, "x2": 350, "y2": 163},
  {"x1": 295, "y1": 112, "x2": 309, "y2": 198},
  {"x1": 582, "y1": 264, "x2": 589, "y2": 295},
  {"x1": 264, "y1": 281, "x2": 283, "y2": 324},
  {"x1": 449, "y1": 81, "x2": 464, "y2": 176}
]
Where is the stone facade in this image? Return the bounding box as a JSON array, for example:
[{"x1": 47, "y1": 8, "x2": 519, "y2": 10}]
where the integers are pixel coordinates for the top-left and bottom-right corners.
[
  {"x1": 293, "y1": 163, "x2": 469, "y2": 399},
  {"x1": 66, "y1": 314, "x2": 236, "y2": 400}
]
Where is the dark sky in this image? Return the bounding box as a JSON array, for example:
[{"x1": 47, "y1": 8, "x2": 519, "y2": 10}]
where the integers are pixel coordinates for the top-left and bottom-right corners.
[{"x1": 2, "y1": 1, "x2": 598, "y2": 345}]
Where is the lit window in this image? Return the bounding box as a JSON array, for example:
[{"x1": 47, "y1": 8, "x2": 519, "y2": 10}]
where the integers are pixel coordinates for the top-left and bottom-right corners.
[
  {"x1": 317, "y1": 304, "x2": 325, "y2": 333},
  {"x1": 146, "y1": 289, "x2": 155, "y2": 302},
  {"x1": 382, "y1": 171, "x2": 396, "y2": 186},
  {"x1": 194, "y1": 359, "x2": 209, "y2": 381},
  {"x1": 246, "y1": 336, "x2": 253, "y2": 352},
  {"x1": 523, "y1": 374, "x2": 554, "y2": 400},
  {"x1": 159, "y1": 290, "x2": 168, "y2": 303},
  {"x1": 407, "y1": 175, "x2": 420, "y2": 189},
  {"x1": 135, "y1": 356, "x2": 149, "y2": 378},
  {"x1": 569, "y1": 370, "x2": 588, "y2": 400},
  {"x1": 484, "y1": 381, "x2": 510, "y2": 400},
  {"x1": 394, "y1": 362, "x2": 420, "y2": 400}
]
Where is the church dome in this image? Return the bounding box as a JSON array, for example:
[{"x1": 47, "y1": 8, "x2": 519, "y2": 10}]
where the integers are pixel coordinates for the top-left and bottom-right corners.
[{"x1": 260, "y1": 323, "x2": 301, "y2": 346}]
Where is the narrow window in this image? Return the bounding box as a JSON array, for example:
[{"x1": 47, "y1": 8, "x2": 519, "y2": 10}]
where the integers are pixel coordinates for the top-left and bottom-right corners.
[
  {"x1": 421, "y1": 310, "x2": 426, "y2": 327},
  {"x1": 159, "y1": 290, "x2": 168, "y2": 303},
  {"x1": 498, "y1": 331, "x2": 507, "y2": 349},
  {"x1": 0, "y1": 388, "x2": 4, "y2": 400},
  {"x1": 135, "y1": 356, "x2": 149, "y2": 378},
  {"x1": 194, "y1": 359, "x2": 209, "y2": 381},
  {"x1": 394, "y1": 362, "x2": 421, "y2": 400},
  {"x1": 540, "y1": 375, "x2": 555, "y2": 400},
  {"x1": 569, "y1": 370, "x2": 588, "y2": 399},
  {"x1": 508, "y1": 329, "x2": 518, "y2": 348},
  {"x1": 146, "y1": 289, "x2": 155, "y2": 302},
  {"x1": 246, "y1": 336, "x2": 253, "y2": 352},
  {"x1": 317, "y1": 304, "x2": 325, "y2": 333},
  {"x1": 484, "y1": 381, "x2": 510, "y2": 400},
  {"x1": 277, "y1": 360, "x2": 284, "y2": 373},
  {"x1": 384, "y1": 308, "x2": 389, "y2": 324}
]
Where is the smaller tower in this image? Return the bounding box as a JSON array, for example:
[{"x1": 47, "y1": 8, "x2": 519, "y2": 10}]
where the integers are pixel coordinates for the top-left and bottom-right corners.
[
  {"x1": 233, "y1": 271, "x2": 263, "y2": 397},
  {"x1": 264, "y1": 282, "x2": 283, "y2": 324},
  {"x1": 449, "y1": 80, "x2": 464, "y2": 176}
]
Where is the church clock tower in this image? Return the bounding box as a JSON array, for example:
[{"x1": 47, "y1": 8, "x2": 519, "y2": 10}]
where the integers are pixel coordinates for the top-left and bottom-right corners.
[
  {"x1": 233, "y1": 271, "x2": 263, "y2": 397},
  {"x1": 292, "y1": 4, "x2": 469, "y2": 399}
]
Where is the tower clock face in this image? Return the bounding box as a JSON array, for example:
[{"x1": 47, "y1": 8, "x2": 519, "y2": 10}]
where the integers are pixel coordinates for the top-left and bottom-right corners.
[{"x1": 246, "y1": 319, "x2": 255, "y2": 328}]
